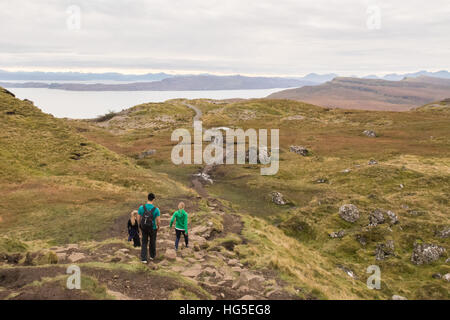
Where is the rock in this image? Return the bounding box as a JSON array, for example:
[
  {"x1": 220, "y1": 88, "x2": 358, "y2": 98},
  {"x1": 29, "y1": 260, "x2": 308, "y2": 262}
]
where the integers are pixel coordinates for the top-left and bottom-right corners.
[
  {"x1": 68, "y1": 252, "x2": 86, "y2": 263},
  {"x1": 435, "y1": 227, "x2": 450, "y2": 239},
  {"x1": 193, "y1": 172, "x2": 213, "y2": 184},
  {"x1": 201, "y1": 267, "x2": 217, "y2": 277},
  {"x1": 386, "y1": 210, "x2": 399, "y2": 225},
  {"x1": 138, "y1": 149, "x2": 156, "y2": 159},
  {"x1": 271, "y1": 192, "x2": 286, "y2": 205},
  {"x1": 315, "y1": 178, "x2": 328, "y2": 184},
  {"x1": 443, "y1": 273, "x2": 450, "y2": 282},
  {"x1": 232, "y1": 272, "x2": 249, "y2": 289},
  {"x1": 56, "y1": 252, "x2": 67, "y2": 262},
  {"x1": 356, "y1": 234, "x2": 367, "y2": 246},
  {"x1": 375, "y1": 240, "x2": 395, "y2": 260},
  {"x1": 329, "y1": 230, "x2": 345, "y2": 239},
  {"x1": 164, "y1": 249, "x2": 177, "y2": 261},
  {"x1": 363, "y1": 130, "x2": 377, "y2": 138},
  {"x1": 238, "y1": 295, "x2": 257, "y2": 300},
  {"x1": 227, "y1": 259, "x2": 239, "y2": 266},
  {"x1": 247, "y1": 275, "x2": 265, "y2": 291},
  {"x1": 245, "y1": 146, "x2": 271, "y2": 164},
  {"x1": 118, "y1": 248, "x2": 130, "y2": 254},
  {"x1": 368, "y1": 159, "x2": 378, "y2": 165},
  {"x1": 342, "y1": 168, "x2": 351, "y2": 173},
  {"x1": 392, "y1": 295, "x2": 407, "y2": 300},
  {"x1": 338, "y1": 265, "x2": 357, "y2": 279},
  {"x1": 181, "y1": 265, "x2": 202, "y2": 278},
  {"x1": 289, "y1": 145, "x2": 309, "y2": 156},
  {"x1": 411, "y1": 243, "x2": 446, "y2": 265},
  {"x1": 339, "y1": 204, "x2": 360, "y2": 223},
  {"x1": 369, "y1": 209, "x2": 385, "y2": 226},
  {"x1": 432, "y1": 273, "x2": 442, "y2": 279},
  {"x1": 446, "y1": 258, "x2": 450, "y2": 264}
]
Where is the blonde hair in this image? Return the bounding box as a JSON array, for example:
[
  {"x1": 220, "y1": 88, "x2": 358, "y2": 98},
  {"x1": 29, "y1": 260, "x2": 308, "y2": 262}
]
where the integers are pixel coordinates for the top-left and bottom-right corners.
[
  {"x1": 178, "y1": 202, "x2": 185, "y2": 210},
  {"x1": 130, "y1": 210, "x2": 138, "y2": 224}
]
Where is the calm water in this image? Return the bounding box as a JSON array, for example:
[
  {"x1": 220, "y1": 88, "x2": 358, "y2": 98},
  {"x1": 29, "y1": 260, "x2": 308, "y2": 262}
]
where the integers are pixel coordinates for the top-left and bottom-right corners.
[{"x1": 7, "y1": 87, "x2": 284, "y2": 119}]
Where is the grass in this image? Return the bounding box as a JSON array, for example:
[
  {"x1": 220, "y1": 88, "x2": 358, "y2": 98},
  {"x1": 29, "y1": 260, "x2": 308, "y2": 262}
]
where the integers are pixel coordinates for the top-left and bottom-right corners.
[{"x1": 1, "y1": 89, "x2": 448, "y2": 300}]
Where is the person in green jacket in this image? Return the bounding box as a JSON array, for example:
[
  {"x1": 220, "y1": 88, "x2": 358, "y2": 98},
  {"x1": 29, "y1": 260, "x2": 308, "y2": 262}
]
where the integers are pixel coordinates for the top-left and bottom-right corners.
[{"x1": 170, "y1": 202, "x2": 189, "y2": 251}]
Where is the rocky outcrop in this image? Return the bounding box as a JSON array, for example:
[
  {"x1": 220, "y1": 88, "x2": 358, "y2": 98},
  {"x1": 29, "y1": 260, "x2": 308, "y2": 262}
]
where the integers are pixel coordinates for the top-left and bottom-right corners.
[
  {"x1": 329, "y1": 230, "x2": 345, "y2": 239},
  {"x1": 363, "y1": 130, "x2": 377, "y2": 137},
  {"x1": 375, "y1": 240, "x2": 395, "y2": 260},
  {"x1": 271, "y1": 192, "x2": 286, "y2": 205},
  {"x1": 369, "y1": 209, "x2": 385, "y2": 226},
  {"x1": 386, "y1": 210, "x2": 399, "y2": 225},
  {"x1": 339, "y1": 204, "x2": 360, "y2": 223},
  {"x1": 411, "y1": 243, "x2": 446, "y2": 265},
  {"x1": 245, "y1": 146, "x2": 270, "y2": 164},
  {"x1": 435, "y1": 227, "x2": 450, "y2": 239},
  {"x1": 289, "y1": 145, "x2": 309, "y2": 156},
  {"x1": 138, "y1": 149, "x2": 156, "y2": 159}
]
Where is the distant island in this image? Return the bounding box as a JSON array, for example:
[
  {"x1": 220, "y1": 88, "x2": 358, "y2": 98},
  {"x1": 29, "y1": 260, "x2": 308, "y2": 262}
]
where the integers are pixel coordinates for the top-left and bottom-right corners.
[{"x1": 0, "y1": 75, "x2": 317, "y2": 91}]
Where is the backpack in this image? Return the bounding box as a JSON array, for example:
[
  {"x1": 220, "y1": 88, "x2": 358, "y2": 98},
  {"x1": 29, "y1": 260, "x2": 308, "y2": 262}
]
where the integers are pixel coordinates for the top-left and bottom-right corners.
[{"x1": 140, "y1": 205, "x2": 156, "y2": 232}]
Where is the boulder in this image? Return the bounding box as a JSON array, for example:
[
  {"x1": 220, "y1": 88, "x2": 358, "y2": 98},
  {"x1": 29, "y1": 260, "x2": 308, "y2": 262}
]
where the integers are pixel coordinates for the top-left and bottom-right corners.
[
  {"x1": 339, "y1": 204, "x2": 360, "y2": 223},
  {"x1": 247, "y1": 275, "x2": 265, "y2": 291},
  {"x1": 245, "y1": 146, "x2": 271, "y2": 164},
  {"x1": 432, "y1": 273, "x2": 442, "y2": 279},
  {"x1": 443, "y1": 273, "x2": 450, "y2": 282},
  {"x1": 386, "y1": 210, "x2": 399, "y2": 225},
  {"x1": 68, "y1": 252, "x2": 86, "y2": 263},
  {"x1": 435, "y1": 227, "x2": 450, "y2": 239},
  {"x1": 164, "y1": 249, "x2": 177, "y2": 261},
  {"x1": 369, "y1": 209, "x2": 385, "y2": 226},
  {"x1": 356, "y1": 234, "x2": 367, "y2": 246},
  {"x1": 363, "y1": 130, "x2": 377, "y2": 138},
  {"x1": 375, "y1": 240, "x2": 395, "y2": 260},
  {"x1": 138, "y1": 149, "x2": 156, "y2": 159},
  {"x1": 289, "y1": 145, "x2": 309, "y2": 156},
  {"x1": 181, "y1": 265, "x2": 202, "y2": 278},
  {"x1": 411, "y1": 243, "x2": 446, "y2": 265},
  {"x1": 392, "y1": 295, "x2": 407, "y2": 300},
  {"x1": 329, "y1": 230, "x2": 346, "y2": 239},
  {"x1": 271, "y1": 192, "x2": 286, "y2": 205}
]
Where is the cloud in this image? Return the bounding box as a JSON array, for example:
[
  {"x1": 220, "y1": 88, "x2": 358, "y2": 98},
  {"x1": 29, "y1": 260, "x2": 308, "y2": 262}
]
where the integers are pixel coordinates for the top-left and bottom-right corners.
[{"x1": 0, "y1": 0, "x2": 449, "y2": 75}]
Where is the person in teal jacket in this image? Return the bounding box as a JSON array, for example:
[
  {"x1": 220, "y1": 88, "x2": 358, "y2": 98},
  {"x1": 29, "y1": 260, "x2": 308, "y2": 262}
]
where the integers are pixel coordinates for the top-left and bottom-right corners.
[{"x1": 170, "y1": 202, "x2": 189, "y2": 251}]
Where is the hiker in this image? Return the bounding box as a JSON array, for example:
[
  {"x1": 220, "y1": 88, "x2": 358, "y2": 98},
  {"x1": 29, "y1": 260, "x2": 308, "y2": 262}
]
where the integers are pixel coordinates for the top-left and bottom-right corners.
[
  {"x1": 137, "y1": 193, "x2": 161, "y2": 263},
  {"x1": 169, "y1": 202, "x2": 188, "y2": 251},
  {"x1": 127, "y1": 210, "x2": 141, "y2": 248}
]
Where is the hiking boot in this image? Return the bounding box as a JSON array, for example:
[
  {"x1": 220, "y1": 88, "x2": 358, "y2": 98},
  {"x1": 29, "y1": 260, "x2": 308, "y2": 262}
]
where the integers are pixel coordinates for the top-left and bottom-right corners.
[{"x1": 141, "y1": 260, "x2": 147, "y2": 264}]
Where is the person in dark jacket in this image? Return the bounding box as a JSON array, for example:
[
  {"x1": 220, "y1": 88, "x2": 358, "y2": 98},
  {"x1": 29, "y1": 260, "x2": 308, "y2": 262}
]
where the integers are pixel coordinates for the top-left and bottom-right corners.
[{"x1": 127, "y1": 210, "x2": 141, "y2": 247}]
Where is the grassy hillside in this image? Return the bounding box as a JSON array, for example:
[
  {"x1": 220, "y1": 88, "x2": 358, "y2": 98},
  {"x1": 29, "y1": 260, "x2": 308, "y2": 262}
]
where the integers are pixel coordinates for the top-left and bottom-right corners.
[
  {"x1": 268, "y1": 76, "x2": 450, "y2": 111},
  {"x1": 1, "y1": 90, "x2": 448, "y2": 300},
  {"x1": 0, "y1": 88, "x2": 188, "y2": 244}
]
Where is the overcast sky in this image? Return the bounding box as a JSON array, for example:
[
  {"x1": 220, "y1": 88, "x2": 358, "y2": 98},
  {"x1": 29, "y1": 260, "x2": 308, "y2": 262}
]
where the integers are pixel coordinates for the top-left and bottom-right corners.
[{"x1": 1, "y1": 0, "x2": 449, "y2": 76}]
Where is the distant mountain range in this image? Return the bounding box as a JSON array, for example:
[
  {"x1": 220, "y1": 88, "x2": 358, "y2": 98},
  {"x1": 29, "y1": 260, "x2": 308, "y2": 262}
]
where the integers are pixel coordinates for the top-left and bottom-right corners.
[
  {"x1": 0, "y1": 70, "x2": 172, "y2": 82},
  {"x1": 268, "y1": 76, "x2": 450, "y2": 111},
  {"x1": 0, "y1": 75, "x2": 316, "y2": 91},
  {"x1": 1, "y1": 69, "x2": 449, "y2": 92}
]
